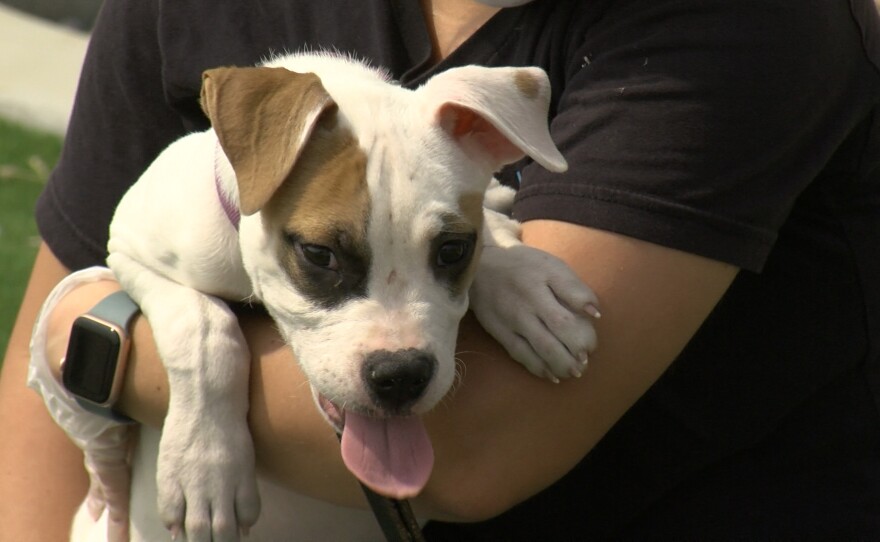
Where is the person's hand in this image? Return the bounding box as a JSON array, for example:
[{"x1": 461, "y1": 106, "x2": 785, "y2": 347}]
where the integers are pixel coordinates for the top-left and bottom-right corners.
[{"x1": 82, "y1": 425, "x2": 133, "y2": 542}]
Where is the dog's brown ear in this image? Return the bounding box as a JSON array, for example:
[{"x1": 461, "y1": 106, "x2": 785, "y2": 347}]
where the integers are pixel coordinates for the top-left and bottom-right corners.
[
  {"x1": 201, "y1": 66, "x2": 336, "y2": 215},
  {"x1": 423, "y1": 66, "x2": 567, "y2": 174}
]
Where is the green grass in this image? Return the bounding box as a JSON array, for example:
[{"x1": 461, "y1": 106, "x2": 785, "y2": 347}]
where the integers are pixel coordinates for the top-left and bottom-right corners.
[{"x1": 0, "y1": 118, "x2": 62, "y2": 360}]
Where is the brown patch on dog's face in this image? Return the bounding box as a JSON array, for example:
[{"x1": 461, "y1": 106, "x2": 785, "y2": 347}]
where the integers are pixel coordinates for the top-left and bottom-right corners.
[
  {"x1": 262, "y1": 113, "x2": 372, "y2": 308},
  {"x1": 428, "y1": 191, "x2": 484, "y2": 298},
  {"x1": 514, "y1": 71, "x2": 540, "y2": 100}
]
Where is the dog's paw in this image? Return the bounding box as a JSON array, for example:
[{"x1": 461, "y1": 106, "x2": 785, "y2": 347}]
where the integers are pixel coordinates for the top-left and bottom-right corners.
[
  {"x1": 470, "y1": 243, "x2": 599, "y2": 381},
  {"x1": 483, "y1": 178, "x2": 516, "y2": 215},
  {"x1": 156, "y1": 417, "x2": 260, "y2": 542}
]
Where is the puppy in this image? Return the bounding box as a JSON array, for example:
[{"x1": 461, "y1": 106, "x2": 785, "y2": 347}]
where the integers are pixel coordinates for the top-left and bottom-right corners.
[{"x1": 75, "y1": 52, "x2": 598, "y2": 541}]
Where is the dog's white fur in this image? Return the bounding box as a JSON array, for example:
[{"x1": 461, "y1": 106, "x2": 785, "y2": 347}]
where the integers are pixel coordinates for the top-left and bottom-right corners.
[{"x1": 71, "y1": 53, "x2": 597, "y2": 541}]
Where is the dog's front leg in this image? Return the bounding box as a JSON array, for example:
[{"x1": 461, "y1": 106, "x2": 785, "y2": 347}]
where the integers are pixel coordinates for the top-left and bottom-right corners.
[
  {"x1": 470, "y1": 189, "x2": 600, "y2": 382},
  {"x1": 108, "y1": 253, "x2": 259, "y2": 542}
]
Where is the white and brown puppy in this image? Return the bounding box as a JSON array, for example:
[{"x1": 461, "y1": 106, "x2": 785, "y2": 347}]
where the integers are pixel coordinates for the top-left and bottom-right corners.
[{"x1": 80, "y1": 52, "x2": 598, "y2": 541}]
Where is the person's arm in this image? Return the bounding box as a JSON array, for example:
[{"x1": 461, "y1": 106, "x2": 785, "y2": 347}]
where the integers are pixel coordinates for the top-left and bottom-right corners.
[
  {"x1": 420, "y1": 220, "x2": 736, "y2": 520},
  {"x1": 0, "y1": 243, "x2": 87, "y2": 542},
  {"x1": 43, "y1": 220, "x2": 737, "y2": 521}
]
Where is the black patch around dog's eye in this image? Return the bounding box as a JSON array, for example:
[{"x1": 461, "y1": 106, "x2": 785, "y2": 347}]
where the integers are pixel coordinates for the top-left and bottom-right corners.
[
  {"x1": 430, "y1": 231, "x2": 477, "y2": 296},
  {"x1": 281, "y1": 231, "x2": 370, "y2": 309}
]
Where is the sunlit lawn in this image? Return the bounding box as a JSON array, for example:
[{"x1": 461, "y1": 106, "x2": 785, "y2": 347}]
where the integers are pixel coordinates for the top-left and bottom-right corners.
[{"x1": 0, "y1": 118, "x2": 61, "y2": 360}]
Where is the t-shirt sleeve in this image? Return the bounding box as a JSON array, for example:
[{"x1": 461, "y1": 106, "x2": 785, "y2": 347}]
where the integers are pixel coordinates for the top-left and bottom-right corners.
[
  {"x1": 36, "y1": 0, "x2": 190, "y2": 270},
  {"x1": 513, "y1": 0, "x2": 872, "y2": 273}
]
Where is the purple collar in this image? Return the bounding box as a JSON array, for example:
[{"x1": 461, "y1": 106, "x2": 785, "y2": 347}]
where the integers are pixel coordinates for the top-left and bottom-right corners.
[{"x1": 214, "y1": 141, "x2": 240, "y2": 230}]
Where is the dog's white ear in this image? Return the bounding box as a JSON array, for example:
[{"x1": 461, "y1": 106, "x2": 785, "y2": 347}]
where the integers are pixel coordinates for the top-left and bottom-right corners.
[
  {"x1": 201, "y1": 66, "x2": 336, "y2": 215},
  {"x1": 423, "y1": 66, "x2": 567, "y2": 174}
]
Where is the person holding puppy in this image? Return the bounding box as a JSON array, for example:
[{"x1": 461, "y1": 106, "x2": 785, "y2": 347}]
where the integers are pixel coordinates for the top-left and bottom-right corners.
[{"x1": 2, "y1": 0, "x2": 879, "y2": 540}]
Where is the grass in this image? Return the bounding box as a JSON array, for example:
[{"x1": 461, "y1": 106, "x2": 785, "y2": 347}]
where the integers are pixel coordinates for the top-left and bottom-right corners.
[{"x1": 0, "y1": 118, "x2": 62, "y2": 360}]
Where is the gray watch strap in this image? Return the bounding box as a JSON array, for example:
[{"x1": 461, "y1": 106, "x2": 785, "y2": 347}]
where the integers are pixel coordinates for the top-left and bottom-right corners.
[
  {"x1": 89, "y1": 289, "x2": 140, "y2": 330},
  {"x1": 74, "y1": 396, "x2": 135, "y2": 423}
]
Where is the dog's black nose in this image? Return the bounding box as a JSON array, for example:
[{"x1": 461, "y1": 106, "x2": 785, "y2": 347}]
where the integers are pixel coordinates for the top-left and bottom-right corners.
[{"x1": 363, "y1": 349, "x2": 436, "y2": 412}]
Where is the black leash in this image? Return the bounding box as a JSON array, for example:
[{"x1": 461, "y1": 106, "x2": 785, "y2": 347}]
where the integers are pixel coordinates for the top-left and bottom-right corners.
[{"x1": 358, "y1": 482, "x2": 426, "y2": 542}]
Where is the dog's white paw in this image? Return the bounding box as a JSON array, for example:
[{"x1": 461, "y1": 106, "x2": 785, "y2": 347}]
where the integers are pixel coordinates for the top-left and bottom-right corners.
[
  {"x1": 483, "y1": 178, "x2": 516, "y2": 215},
  {"x1": 156, "y1": 416, "x2": 260, "y2": 542},
  {"x1": 470, "y1": 243, "x2": 599, "y2": 381}
]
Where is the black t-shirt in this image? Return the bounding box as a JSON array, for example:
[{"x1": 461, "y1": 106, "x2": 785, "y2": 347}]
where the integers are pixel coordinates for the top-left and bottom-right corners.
[{"x1": 36, "y1": 0, "x2": 880, "y2": 538}]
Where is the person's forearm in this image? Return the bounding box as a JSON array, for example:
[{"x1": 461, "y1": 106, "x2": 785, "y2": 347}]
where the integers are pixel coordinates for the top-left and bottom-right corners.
[
  {"x1": 0, "y1": 244, "x2": 88, "y2": 542},
  {"x1": 43, "y1": 279, "x2": 526, "y2": 519}
]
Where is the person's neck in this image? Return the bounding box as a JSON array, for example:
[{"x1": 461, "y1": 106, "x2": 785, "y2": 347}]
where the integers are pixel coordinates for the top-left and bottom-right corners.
[{"x1": 421, "y1": 0, "x2": 501, "y2": 62}]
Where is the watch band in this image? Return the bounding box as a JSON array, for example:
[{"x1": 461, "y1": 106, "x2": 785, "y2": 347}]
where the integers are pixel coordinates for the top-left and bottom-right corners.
[
  {"x1": 74, "y1": 290, "x2": 140, "y2": 423},
  {"x1": 74, "y1": 396, "x2": 136, "y2": 423},
  {"x1": 88, "y1": 290, "x2": 140, "y2": 330}
]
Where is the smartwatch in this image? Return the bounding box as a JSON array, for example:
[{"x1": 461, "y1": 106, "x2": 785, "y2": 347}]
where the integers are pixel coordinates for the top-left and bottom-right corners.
[{"x1": 61, "y1": 290, "x2": 140, "y2": 423}]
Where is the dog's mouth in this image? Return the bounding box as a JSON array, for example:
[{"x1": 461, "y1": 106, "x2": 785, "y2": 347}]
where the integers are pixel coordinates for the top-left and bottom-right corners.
[{"x1": 314, "y1": 390, "x2": 434, "y2": 499}]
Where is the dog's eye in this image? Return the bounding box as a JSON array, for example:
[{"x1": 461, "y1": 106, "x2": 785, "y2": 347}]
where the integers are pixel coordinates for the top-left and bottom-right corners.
[
  {"x1": 436, "y1": 239, "x2": 471, "y2": 267},
  {"x1": 297, "y1": 242, "x2": 338, "y2": 270}
]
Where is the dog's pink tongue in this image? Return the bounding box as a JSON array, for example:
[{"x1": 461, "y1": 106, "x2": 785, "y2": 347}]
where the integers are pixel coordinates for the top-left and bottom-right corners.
[{"x1": 340, "y1": 412, "x2": 434, "y2": 499}]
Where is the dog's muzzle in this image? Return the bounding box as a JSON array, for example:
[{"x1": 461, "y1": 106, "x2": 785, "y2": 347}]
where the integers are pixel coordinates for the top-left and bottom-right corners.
[{"x1": 312, "y1": 348, "x2": 438, "y2": 500}]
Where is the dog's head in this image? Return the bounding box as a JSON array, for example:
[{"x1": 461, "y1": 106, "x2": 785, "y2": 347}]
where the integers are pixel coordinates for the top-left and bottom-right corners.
[{"x1": 200, "y1": 56, "x2": 565, "y2": 498}]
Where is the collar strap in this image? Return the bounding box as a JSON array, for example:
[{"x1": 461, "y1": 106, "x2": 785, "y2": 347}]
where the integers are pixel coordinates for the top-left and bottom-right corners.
[{"x1": 214, "y1": 140, "x2": 241, "y2": 230}]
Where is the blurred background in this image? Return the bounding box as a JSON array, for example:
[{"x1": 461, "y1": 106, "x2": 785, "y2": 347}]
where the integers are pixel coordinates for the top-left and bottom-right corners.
[
  {"x1": 3, "y1": 0, "x2": 100, "y2": 30},
  {"x1": 0, "y1": 1, "x2": 98, "y2": 357}
]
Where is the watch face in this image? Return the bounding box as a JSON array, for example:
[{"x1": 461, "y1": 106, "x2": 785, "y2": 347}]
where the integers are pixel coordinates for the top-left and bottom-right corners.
[{"x1": 62, "y1": 316, "x2": 122, "y2": 404}]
